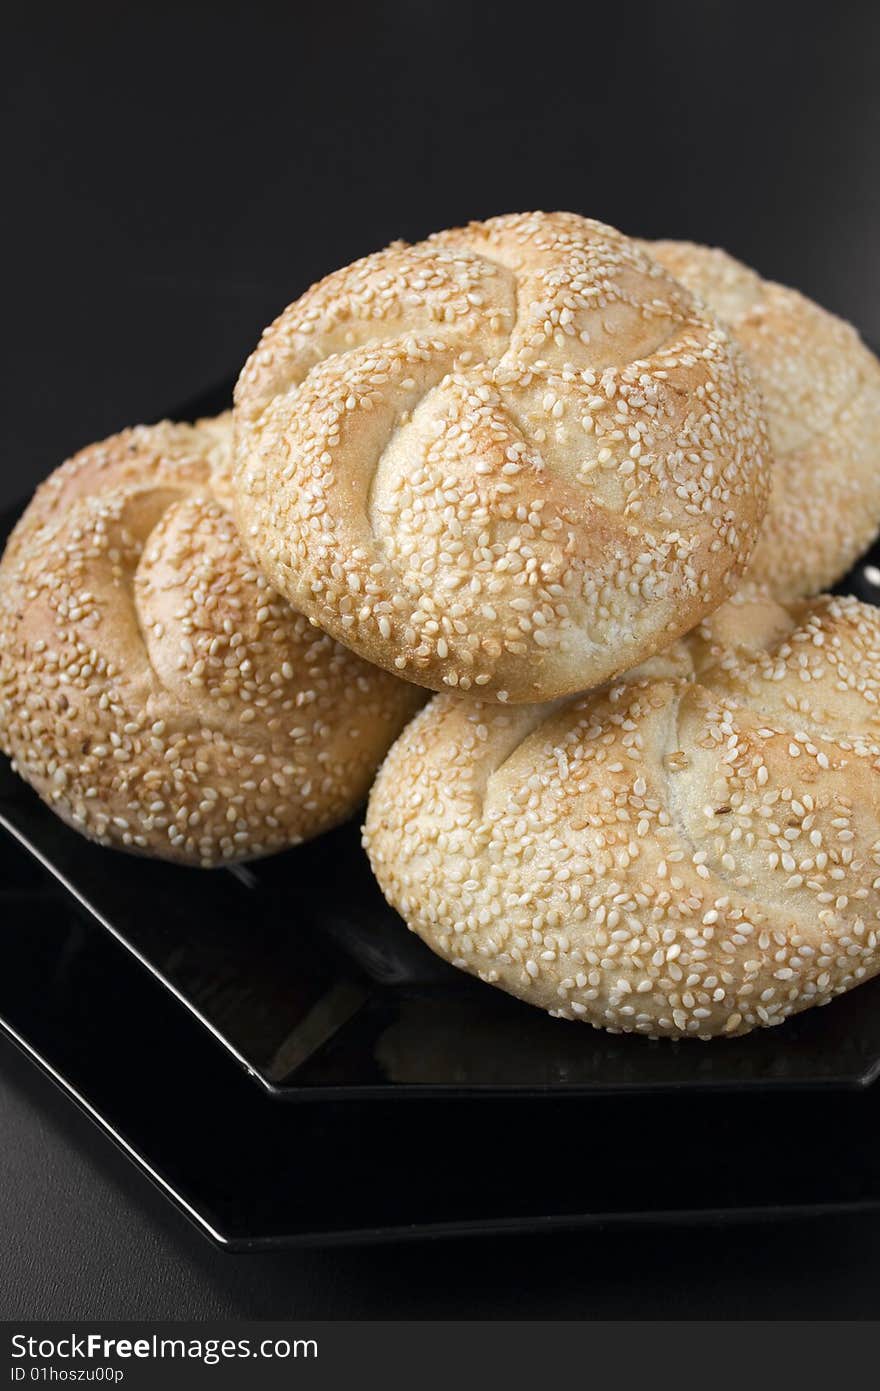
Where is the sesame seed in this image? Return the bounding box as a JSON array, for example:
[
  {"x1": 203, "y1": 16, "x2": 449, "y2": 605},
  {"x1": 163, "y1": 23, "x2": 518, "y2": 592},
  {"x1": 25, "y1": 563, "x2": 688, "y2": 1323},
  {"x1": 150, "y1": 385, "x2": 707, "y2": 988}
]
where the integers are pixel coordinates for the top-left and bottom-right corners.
[
  {"x1": 234, "y1": 211, "x2": 771, "y2": 703},
  {"x1": 364, "y1": 587, "x2": 880, "y2": 1041},
  {"x1": 0, "y1": 414, "x2": 423, "y2": 867},
  {"x1": 648, "y1": 236, "x2": 880, "y2": 599}
]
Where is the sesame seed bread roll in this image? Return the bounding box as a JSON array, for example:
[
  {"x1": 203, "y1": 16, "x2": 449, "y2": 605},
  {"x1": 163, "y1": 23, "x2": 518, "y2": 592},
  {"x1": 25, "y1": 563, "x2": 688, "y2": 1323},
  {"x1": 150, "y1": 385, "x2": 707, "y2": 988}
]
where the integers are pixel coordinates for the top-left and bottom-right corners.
[
  {"x1": 234, "y1": 212, "x2": 771, "y2": 703},
  {"x1": 645, "y1": 239, "x2": 880, "y2": 599},
  {"x1": 0, "y1": 416, "x2": 423, "y2": 866},
  {"x1": 365, "y1": 591, "x2": 880, "y2": 1039}
]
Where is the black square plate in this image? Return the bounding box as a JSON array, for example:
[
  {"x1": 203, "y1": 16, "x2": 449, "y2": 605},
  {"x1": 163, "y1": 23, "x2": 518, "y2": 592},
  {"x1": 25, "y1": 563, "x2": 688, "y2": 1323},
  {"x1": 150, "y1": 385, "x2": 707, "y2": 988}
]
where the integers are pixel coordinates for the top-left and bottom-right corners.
[{"x1": 4, "y1": 380, "x2": 880, "y2": 1246}]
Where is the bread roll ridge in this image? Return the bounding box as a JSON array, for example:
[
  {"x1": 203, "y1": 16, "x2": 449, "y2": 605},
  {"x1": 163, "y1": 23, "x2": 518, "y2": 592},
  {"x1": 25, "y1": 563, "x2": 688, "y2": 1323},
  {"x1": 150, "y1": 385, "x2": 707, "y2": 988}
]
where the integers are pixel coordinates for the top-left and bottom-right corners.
[
  {"x1": 646, "y1": 238, "x2": 880, "y2": 599},
  {"x1": 0, "y1": 415, "x2": 423, "y2": 866},
  {"x1": 234, "y1": 212, "x2": 771, "y2": 702},
  {"x1": 365, "y1": 590, "x2": 880, "y2": 1038}
]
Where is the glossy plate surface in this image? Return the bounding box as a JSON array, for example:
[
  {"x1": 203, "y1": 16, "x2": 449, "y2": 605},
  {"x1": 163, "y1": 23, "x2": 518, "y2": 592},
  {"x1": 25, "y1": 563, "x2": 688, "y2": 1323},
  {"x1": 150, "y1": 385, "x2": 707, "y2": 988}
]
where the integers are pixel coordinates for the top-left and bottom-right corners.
[
  {"x1": 6, "y1": 755, "x2": 880, "y2": 1100},
  {"x1": 4, "y1": 826, "x2": 880, "y2": 1248}
]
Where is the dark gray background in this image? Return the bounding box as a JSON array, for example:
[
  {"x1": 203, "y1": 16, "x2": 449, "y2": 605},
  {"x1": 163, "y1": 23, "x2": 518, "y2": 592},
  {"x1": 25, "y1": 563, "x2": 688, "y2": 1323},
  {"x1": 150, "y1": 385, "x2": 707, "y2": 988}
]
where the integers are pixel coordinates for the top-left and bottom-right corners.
[{"x1": 3, "y1": 0, "x2": 880, "y2": 1317}]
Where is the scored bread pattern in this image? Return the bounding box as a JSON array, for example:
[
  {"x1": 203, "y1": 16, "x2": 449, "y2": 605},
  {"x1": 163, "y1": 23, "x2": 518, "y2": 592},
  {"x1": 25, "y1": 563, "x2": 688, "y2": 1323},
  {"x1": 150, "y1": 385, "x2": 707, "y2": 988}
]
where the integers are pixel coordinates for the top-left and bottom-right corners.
[
  {"x1": 365, "y1": 592, "x2": 880, "y2": 1038},
  {"x1": 647, "y1": 239, "x2": 880, "y2": 600},
  {"x1": 0, "y1": 417, "x2": 422, "y2": 866},
  {"x1": 235, "y1": 212, "x2": 771, "y2": 702}
]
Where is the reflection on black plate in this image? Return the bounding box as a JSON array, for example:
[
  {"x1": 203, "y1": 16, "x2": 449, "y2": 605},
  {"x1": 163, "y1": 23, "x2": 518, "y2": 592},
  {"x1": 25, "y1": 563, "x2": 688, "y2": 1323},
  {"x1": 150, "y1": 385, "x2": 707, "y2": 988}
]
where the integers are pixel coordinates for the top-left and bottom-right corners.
[
  {"x1": 7, "y1": 754, "x2": 880, "y2": 1096},
  {"x1": 4, "y1": 379, "x2": 880, "y2": 1245},
  {"x1": 5, "y1": 829, "x2": 880, "y2": 1248}
]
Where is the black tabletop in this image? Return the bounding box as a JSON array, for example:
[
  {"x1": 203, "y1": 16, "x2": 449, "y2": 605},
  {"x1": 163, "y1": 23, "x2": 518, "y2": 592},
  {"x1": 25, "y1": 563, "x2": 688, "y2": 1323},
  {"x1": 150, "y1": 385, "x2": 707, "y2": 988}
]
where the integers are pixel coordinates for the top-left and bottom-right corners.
[{"x1": 4, "y1": 0, "x2": 880, "y2": 1318}]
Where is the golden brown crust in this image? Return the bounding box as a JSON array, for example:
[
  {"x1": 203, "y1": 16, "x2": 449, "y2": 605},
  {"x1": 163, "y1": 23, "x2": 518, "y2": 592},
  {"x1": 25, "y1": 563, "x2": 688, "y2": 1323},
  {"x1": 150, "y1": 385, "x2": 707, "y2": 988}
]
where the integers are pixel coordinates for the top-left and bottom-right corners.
[
  {"x1": 364, "y1": 592, "x2": 880, "y2": 1038},
  {"x1": 647, "y1": 240, "x2": 880, "y2": 599},
  {"x1": 234, "y1": 213, "x2": 771, "y2": 702},
  {"x1": 0, "y1": 416, "x2": 423, "y2": 866}
]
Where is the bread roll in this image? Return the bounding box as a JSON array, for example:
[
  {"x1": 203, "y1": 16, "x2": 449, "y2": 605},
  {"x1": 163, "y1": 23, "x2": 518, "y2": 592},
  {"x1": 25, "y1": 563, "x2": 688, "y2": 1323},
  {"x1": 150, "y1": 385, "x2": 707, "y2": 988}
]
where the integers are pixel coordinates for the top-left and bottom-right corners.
[
  {"x1": 646, "y1": 240, "x2": 880, "y2": 599},
  {"x1": 0, "y1": 416, "x2": 423, "y2": 866},
  {"x1": 365, "y1": 591, "x2": 880, "y2": 1038},
  {"x1": 234, "y1": 212, "x2": 771, "y2": 703}
]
